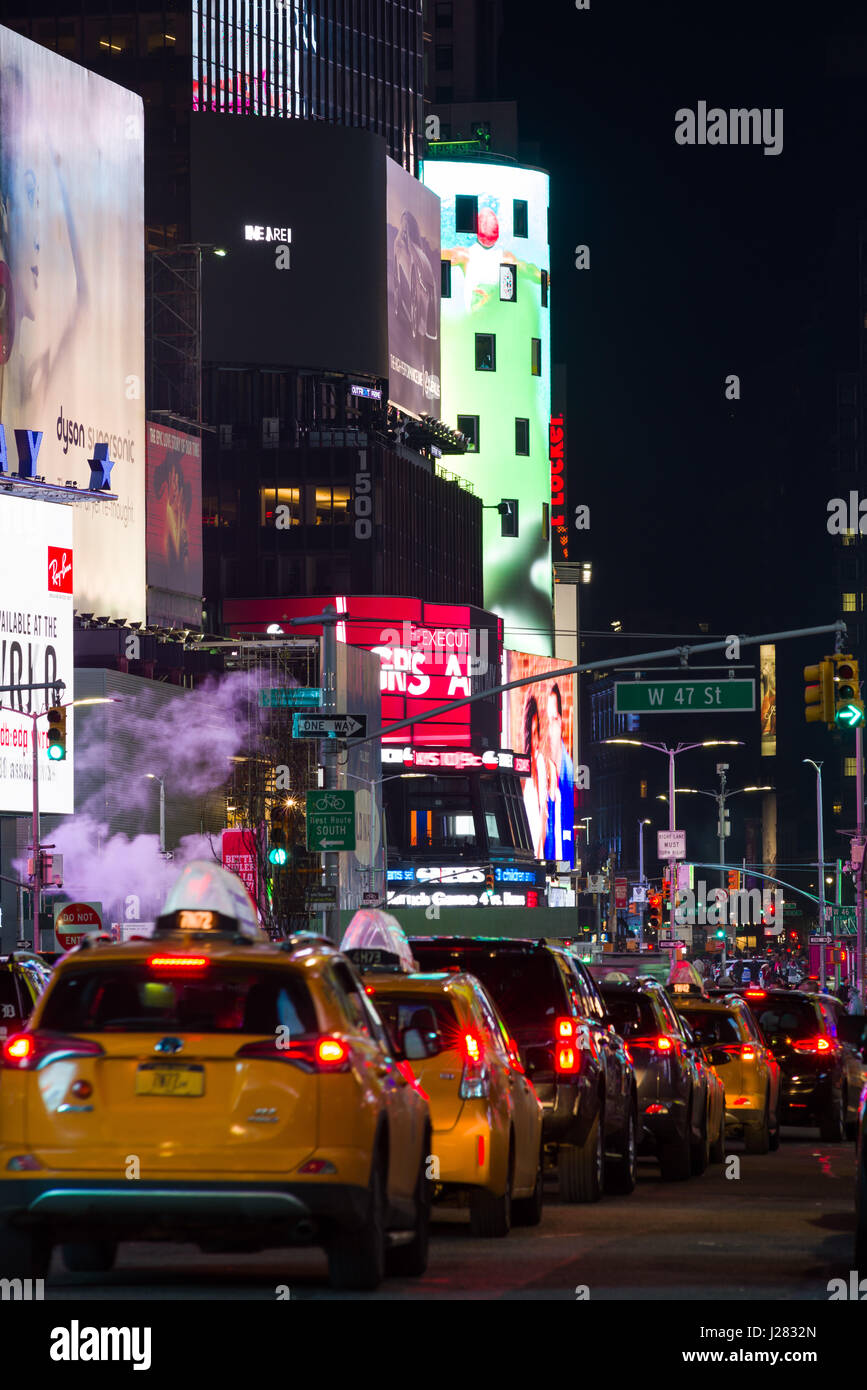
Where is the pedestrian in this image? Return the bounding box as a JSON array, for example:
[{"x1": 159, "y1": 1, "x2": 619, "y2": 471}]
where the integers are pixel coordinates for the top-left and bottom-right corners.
[{"x1": 848, "y1": 987, "x2": 865, "y2": 1016}]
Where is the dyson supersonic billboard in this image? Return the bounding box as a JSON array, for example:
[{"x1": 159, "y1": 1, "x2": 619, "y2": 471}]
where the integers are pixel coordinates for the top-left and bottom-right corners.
[
  {"x1": 421, "y1": 158, "x2": 552, "y2": 654},
  {"x1": 222, "y1": 595, "x2": 502, "y2": 750}
]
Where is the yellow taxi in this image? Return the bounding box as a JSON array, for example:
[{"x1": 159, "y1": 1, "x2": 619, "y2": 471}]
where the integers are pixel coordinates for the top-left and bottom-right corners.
[
  {"x1": 353, "y1": 949, "x2": 544, "y2": 1237},
  {"x1": 0, "y1": 863, "x2": 432, "y2": 1291},
  {"x1": 673, "y1": 992, "x2": 782, "y2": 1153}
]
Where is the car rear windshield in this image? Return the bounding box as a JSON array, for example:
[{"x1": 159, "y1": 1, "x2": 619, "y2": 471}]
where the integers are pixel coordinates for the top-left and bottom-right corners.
[
  {"x1": 409, "y1": 945, "x2": 566, "y2": 1029},
  {"x1": 0, "y1": 969, "x2": 20, "y2": 1014},
  {"x1": 368, "y1": 991, "x2": 460, "y2": 1057},
  {"x1": 597, "y1": 989, "x2": 658, "y2": 1037},
  {"x1": 677, "y1": 1009, "x2": 744, "y2": 1045},
  {"x1": 39, "y1": 965, "x2": 319, "y2": 1036},
  {"x1": 754, "y1": 997, "x2": 820, "y2": 1040}
]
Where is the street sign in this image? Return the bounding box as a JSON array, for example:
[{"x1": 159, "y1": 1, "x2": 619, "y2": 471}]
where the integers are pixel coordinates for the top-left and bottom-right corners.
[
  {"x1": 658, "y1": 830, "x2": 686, "y2": 860},
  {"x1": 307, "y1": 885, "x2": 337, "y2": 904},
  {"x1": 362, "y1": 891, "x2": 381, "y2": 905},
  {"x1": 614, "y1": 679, "x2": 755, "y2": 714},
  {"x1": 54, "y1": 901, "x2": 103, "y2": 951},
  {"x1": 831, "y1": 906, "x2": 856, "y2": 934},
  {"x1": 306, "y1": 790, "x2": 356, "y2": 851},
  {"x1": 631, "y1": 885, "x2": 648, "y2": 903},
  {"x1": 293, "y1": 713, "x2": 367, "y2": 740},
  {"x1": 809, "y1": 934, "x2": 833, "y2": 945},
  {"x1": 658, "y1": 938, "x2": 684, "y2": 950},
  {"x1": 259, "y1": 687, "x2": 322, "y2": 708},
  {"x1": 587, "y1": 874, "x2": 608, "y2": 893}
]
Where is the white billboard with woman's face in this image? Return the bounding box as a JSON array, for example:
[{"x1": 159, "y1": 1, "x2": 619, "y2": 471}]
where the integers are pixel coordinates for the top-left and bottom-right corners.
[
  {"x1": 503, "y1": 650, "x2": 575, "y2": 867},
  {"x1": 0, "y1": 27, "x2": 145, "y2": 620}
]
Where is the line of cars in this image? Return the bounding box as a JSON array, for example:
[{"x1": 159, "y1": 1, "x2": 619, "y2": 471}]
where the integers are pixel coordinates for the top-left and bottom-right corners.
[{"x1": 2, "y1": 886, "x2": 866, "y2": 1290}]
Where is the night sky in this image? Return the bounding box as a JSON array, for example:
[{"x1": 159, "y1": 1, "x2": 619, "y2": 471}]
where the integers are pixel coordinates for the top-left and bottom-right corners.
[{"x1": 502, "y1": 0, "x2": 867, "y2": 637}]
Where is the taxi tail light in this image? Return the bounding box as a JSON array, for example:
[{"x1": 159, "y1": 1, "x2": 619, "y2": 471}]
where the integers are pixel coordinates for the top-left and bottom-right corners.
[
  {"x1": 792, "y1": 1036, "x2": 833, "y2": 1055},
  {"x1": 719, "y1": 1043, "x2": 759, "y2": 1061},
  {"x1": 744, "y1": 989, "x2": 766, "y2": 999},
  {"x1": 459, "y1": 1031, "x2": 490, "y2": 1099},
  {"x1": 148, "y1": 955, "x2": 210, "y2": 971},
  {"x1": 1, "y1": 1032, "x2": 104, "y2": 1071},
  {"x1": 235, "y1": 1036, "x2": 351, "y2": 1073}
]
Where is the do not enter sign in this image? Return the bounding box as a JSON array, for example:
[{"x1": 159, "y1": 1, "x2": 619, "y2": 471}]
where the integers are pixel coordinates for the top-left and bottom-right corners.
[{"x1": 54, "y1": 901, "x2": 103, "y2": 951}]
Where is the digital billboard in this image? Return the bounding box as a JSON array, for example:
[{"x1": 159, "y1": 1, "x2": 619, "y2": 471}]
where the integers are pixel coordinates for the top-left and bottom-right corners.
[
  {"x1": 502, "y1": 650, "x2": 575, "y2": 866},
  {"x1": 222, "y1": 594, "x2": 503, "y2": 750},
  {"x1": 146, "y1": 423, "x2": 203, "y2": 629},
  {"x1": 191, "y1": 116, "x2": 388, "y2": 378},
  {"x1": 0, "y1": 495, "x2": 74, "y2": 814},
  {"x1": 0, "y1": 27, "x2": 146, "y2": 622},
  {"x1": 421, "y1": 159, "x2": 552, "y2": 654},
  {"x1": 386, "y1": 158, "x2": 441, "y2": 417}
]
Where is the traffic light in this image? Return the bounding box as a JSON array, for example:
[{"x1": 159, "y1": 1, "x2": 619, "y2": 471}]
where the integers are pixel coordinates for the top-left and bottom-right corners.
[
  {"x1": 832, "y1": 654, "x2": 864, "y2": 728},
  {"x1": 268, "y1": 808, "x2": 289, "y2": 867},
  {"x1": 46, "y1": 706, "x2": 67, "y2": 761},
  {"x1": 647, "y1": 892, "x2": 662, "y2": 934},
  {"x1": 804, "y1": 659, "x2": 834, "y2": 726},
  {"x1": 484, "y1": 866, "x2": 495, "y2": 893},
  {"x1": 715, "y1": 927, "x2": 726, "y2": 940}
]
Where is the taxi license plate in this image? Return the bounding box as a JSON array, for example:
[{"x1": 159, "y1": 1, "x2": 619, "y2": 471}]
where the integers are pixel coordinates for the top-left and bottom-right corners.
[{"x1": 135, "y1": 1064, "x2": 204, "y2": 1097}]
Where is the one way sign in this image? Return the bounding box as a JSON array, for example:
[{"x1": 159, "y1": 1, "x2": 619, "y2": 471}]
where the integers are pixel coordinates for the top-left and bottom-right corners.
[{"x1": 292, "y1": 713, "x2": 367, "y2": 740}]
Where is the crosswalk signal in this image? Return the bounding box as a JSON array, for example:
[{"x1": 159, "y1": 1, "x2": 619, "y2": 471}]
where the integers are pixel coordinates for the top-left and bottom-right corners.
[
  {"x1": 832, "y1": 654, "x2": 864, "y2": 728},
  {"x1": 804, "y1": 659, "x2": 834, "y2": 726},
  {"x1": 46, "y1": 706, "x2": 67, "y2": 761}
]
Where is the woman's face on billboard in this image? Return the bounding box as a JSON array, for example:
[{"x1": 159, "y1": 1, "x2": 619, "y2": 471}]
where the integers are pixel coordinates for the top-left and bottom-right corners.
[{"x1": 8, "y1": 163, "x2": 40, "y2": 321}]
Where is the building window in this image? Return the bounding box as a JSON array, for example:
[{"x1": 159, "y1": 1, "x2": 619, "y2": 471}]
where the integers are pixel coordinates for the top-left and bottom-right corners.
[
  {"x1": 842, "y1": 592, "x2": 858, "y2": 611},
  {"x1": 435, "y1": 1, "x2": 454, "y2": 27},
  {"x1": 833, "y1": 801, "x2": 843, "y2": 814},
  {"x1": 845, "y1": 757, "x2": 858, "y2": 777},
  {"x1": 475, "y1": 333, "x2": 496, "y2": 371},
  {"x1": 457, "y1": 415, "x2": 479, "y2": 452},
  {"x1": 455, "y1": 194, "x2": 478, "y2": 235},
  {"x1": 435, "y1": 86, "x2": 454, "y2": 103},
  {"x1": 260, "y1": 487, "x2": 301, "y2": 527},
  {"x1": 314, "y1": 486, "x2": 351, "y2": 525},
  {"x1": 515, "y1": 418, "x2": 529, "y2": 454},
  {"x1": 842, "y1": 531, "x2": 858, "y2": 546},
  {"x1": 530, "y1": 338, "x2": 542, "y2": 376},
  {"x1": 441, "y1": 259, "x2": 452, "y2": 298},
  {"x1": 541, "y1": 269, "x2": 549, "y2": 306},
  {"x1": 435, "y1": 44, "x2": 452, "y2": 71},
  {"x1": 542, "y1": 502, "x2": 549, "y2": 540},
  {"x1": 513, "y1": 199, "x2": 529, "y2": 237},
  {"x1": 499, "y1": 264, "x2": 517, "y2": 301}
]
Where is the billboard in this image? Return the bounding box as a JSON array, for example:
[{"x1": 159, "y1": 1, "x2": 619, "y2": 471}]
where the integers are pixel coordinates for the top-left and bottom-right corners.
[
  {"x1": 146, "y1": 423, "x2": 203, "y2": 628},
  {"x1": 0, "y1": 27, "x2": 146, "y2": 622},
  {"x1": 550, "y1": 415, "x2": 569, "y2": 563},
  {"x1": 0, "y1": 495, "x2": 74, "y2": 813},
  {"x1": 421, "y1": 159, "x2": 552, "y2": 654},
  {"x1": 760, "y1": 644, "x2": 776, "y2": 756},
  {"x1": 222, "y1": 594, "x2": 503, "y2": 750},
  {"x1": 387, "y1": 158, "x2": 441, "y2": 417},
  {"x1": 502, "y1": 650, "x2": 575, "y2": 866},
  {"x1": 191, "y1": 115, "x2": 387, "y2": 378}
]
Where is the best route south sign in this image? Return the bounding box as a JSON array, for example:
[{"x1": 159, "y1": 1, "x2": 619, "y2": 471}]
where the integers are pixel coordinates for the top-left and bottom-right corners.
[
  {"x1": 614, "y1": 679, "x2": 755, "y2": 713},
  {"x1": 306, "y1": 790, "x2": 356, "y2": 851}
]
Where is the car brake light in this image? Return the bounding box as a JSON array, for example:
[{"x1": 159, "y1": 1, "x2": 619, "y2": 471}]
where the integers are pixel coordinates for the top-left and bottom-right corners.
[
  {"x1": 556, "y1": 1044, "x2": 580, "y2": 1073},
  {"x1": 234, "y1": 1037, "x2": 351, "y2": 1073},
  {"x1": 744, "y1": 989, "x2": 766, "y2": 999},
  {"x1": 741, "y1": 1046, "x2": 757, "y2": 1061},
  {"x1": 793, "y1": 1036, "x2": 832, "y2": 1054},
  {"x1": 148, "y1": 955, "x2": 209, "y2": 970},
  {"x1": 656, "y1": 1035, "x2": 673, "y2": 1052},
  {"x1": 459, "y1": 1031, "x2": 489, "y2": 1099},
  {"x1": 556, "y1": 1017, "x2": 576, "y2": 1040},
  {"x1": 1, "y1": 1032, "x2": 104, "y2": 1071}
]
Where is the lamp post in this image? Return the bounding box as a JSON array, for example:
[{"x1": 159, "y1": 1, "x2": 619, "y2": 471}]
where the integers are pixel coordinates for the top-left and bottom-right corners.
[
  {"x1": 604, "y1": 740, "x2": 743, "y2": 942},
  {"x1": 144, "y1": 774, "x2": 167, "y2": 856},
  {"x1": 803, "y1": 759, "x2": 827, "y2": 991},
  {"x1": 638, "y1": 818, "x2": 651, "y2": 948},
  {"x1": 664, "y1": 782, "x2": 773, "y2": 968}
]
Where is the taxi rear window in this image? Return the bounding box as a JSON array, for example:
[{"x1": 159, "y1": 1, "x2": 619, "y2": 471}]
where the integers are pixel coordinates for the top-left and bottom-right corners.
[
  {"x1": 39, "y1": 965, "x2": 319, "y2": 1036},
  {"x1": 369, "y1": 991, "x2": 460, "y2": 1056},
  {"x1": 677, "y1": 1009, "x2": 744, "y2": 1045}
]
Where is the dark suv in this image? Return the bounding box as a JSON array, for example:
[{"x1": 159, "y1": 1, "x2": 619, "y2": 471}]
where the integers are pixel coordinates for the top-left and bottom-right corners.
[
  {"x1": 595, "y1": 974, "x2": 719, "y2": 1180},
  {"x1": 750, "y1": 989, "x2": 850, "y2": 1140},
  {"x1": 0, "y1": 953, "x2": 51, "y2": 1040},
  {"x1": 408, "y1": 937, "x2": 637, "y2": 1203}
]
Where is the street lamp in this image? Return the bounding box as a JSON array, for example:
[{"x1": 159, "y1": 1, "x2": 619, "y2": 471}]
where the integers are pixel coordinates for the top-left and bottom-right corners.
[
  {"x1": 803, "y1": 759, "x2": 827, "y2": 991},
  {"x1": 143, "y1": 773, "x2": 167, "y2": 856},
  {"x1": 603, "y1": 739, "x2": 743, "y2": 939},
  {"x1": 638, "y1": 818, "x2": 651, "y2": 949}
]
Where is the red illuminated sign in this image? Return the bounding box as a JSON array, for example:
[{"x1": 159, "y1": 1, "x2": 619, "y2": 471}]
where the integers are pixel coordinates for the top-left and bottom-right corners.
[
  {"x1": 222, "y1": 595, "x2": 503, "y2": 749},
  {"x1": 549, "y1": 415, "x2": 568, "y2": 562},
  {"x1": 383, "y1": 746, "x2": 530, "y2": 774},
  {"x1": 47, "y1": 546, "x2": 73, "y2": 595}
]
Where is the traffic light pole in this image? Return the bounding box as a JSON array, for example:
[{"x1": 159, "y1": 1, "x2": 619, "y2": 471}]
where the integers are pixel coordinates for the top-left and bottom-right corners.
[
  {"x1": 321, "y1": 609, "x2": 339, "y2": 942},
  {"x1": 804, "y1": 759, "x2": 827, "y2": 991},
  {"x1": 855, "y1": 725, "x2": 865, "y2": 998},
  {"x1": 30, "y1": 711, "x2": 41, "y2": 938}
]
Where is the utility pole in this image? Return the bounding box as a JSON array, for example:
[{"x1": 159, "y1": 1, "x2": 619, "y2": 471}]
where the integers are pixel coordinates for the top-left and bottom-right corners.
[
  {"x1": 855, "y1": 724, "x2": 865, "y2": 996},
  {"x1": 321, "y1": 607, "x2": 339, "y2": 941},
  {"x1": 717, "y1": 763, "x2": 728, "y2": 971},
  {"x1": 668, "y1": 748, "x2": 676, "y2": 941},
  {"x1": 804, "y1": 759, "x2": 827, "y2": 991}
]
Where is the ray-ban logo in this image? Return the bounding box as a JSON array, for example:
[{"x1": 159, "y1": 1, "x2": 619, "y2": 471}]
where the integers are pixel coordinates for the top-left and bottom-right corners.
[
  {"x1": 47, "y1": 547, "x2": 73, "y2": 593},
  {"x1": 675, "y1": 102, "x2": 783, "y2": 156}
]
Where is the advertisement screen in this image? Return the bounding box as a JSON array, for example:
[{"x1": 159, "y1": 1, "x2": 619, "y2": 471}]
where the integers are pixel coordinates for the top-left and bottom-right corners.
[
  {"x1": 421, "y1": 159, "x2": 552, "y2": 654},
  {"x1": 387, "y1": 158, "x2": 441, "y2": 417},
  {"x1": 222, "y1": 594, "x2": 503, "y2": 750},
  {"x1": 502, "y1": 650, "x2": 575, "y2": 866},
  {"x1": 146, "y1": 423, "x2": 203, "y2": 628},
  {"x1": 191, "y1": 115, "x2": 387, "y2": 377},
  {"x1": 0, "y1": 495, "x2": 74, "y2": 814},
  {"x1": 760, "y1": 644, "x2": 776, "y2": 757},
  {"x1": 0, "y1": 27, "x2": 145, "y2": 622}
]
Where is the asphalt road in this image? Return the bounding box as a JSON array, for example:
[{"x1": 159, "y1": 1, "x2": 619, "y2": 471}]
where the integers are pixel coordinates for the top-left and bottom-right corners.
[{"x1": 42, "y1": 1128, "x2": 858, "y2": 1301}]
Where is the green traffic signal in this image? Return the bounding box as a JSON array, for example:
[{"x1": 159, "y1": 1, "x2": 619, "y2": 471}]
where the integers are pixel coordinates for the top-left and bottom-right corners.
[
  {"x1": 268, "y1": 846, "x2": 288, "y2": 866},
  {"x1": 715, "y1": 928, "x2": 726, "y2": 939},
  {"x1": 835, "y1": 702, "x2": 865, "y2": 728}
]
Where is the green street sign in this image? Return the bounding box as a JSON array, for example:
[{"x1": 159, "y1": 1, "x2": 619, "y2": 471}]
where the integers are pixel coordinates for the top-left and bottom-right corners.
[
  {"x1": 306, "y1": 790, "x2": 356, "y2": 852},
  {"x1": 831, "y1": 906, "x2": 856, "y2": 935},
  {"x1": 614, "y1": 679, "x2": 755, "y2": 714},
  {"x1": 259, "y1": 687, "x2": 322, "y2": 708}
]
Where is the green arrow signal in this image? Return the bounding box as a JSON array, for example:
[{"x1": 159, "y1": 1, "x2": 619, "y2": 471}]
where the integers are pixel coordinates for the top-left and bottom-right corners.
[{"x1": 836, "y1": 703, "x2": 865, "y2": 727}]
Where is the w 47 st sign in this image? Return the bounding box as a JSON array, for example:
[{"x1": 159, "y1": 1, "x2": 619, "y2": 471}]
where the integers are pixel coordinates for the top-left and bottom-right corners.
[{"x1": 615, "y1": 680, "x2": 755, "y2": 713}]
